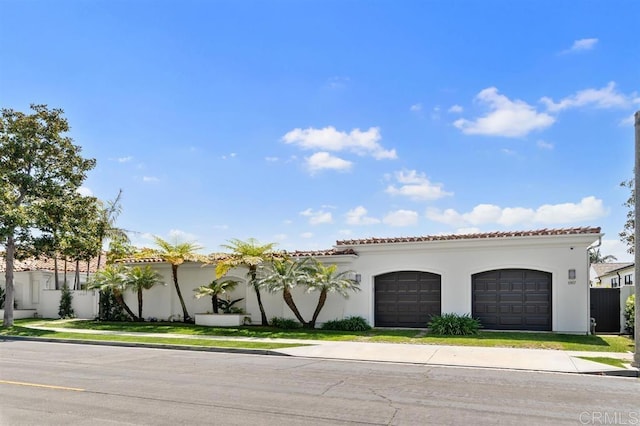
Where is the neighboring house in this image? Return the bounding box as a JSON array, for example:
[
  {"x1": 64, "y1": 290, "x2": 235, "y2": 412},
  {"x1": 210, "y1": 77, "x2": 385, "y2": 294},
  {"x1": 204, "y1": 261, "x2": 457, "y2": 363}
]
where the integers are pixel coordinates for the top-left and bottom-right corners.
[
  {"x1": 589, "y1": 262, "x2": 635, "y2": 333},
  {"x1": 120, "y1": 227, "x2": 600, "y2": 334},
  {"x1": 590, "y1": 263, "x2": 634, "y2": 288},
  {"x1": 0, "y1": 255, "x2": 101, "y2": 319}
]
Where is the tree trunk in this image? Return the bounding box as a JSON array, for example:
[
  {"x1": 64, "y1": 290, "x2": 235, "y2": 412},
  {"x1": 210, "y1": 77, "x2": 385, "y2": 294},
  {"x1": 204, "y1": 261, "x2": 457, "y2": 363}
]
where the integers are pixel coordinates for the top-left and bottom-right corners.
[
  {"x1": 115, "y1": 292, "x2": 138, "y2": 321},
  {"x1": 64, "y1": 259, "x2": 68, "y2": 289},
  {"x1": 309, "y1": 289, "x2": 328, "y2": 329},
  {"x1": 283, "y1": 287, "x2": 307, "y2": 326},
  {"x1": 250, "y1": 268, "x2": 269, "y2": 326},
  {"x1": 171, "y1": 264, "x2": 191, "y2": 322},
  {"x1": 137, "y1": 289, "x2": 144, "y2": 320},
  {"x1": 74, "y1": 261, "x2": 80, "y2": 290},
  {"x1": 54, "y1": 258, "x2": 60, "y2": 290},
  {"x1": 2, "y1": 234, "x2": 16, "y2": 327},
  {"x1": 212, "y1": 295, "x2": 219, "y2": 314}
]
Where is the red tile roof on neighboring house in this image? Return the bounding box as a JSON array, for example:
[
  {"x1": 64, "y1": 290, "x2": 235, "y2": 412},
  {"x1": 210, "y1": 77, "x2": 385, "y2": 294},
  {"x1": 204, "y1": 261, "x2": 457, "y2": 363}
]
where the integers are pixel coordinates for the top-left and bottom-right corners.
[
  {"x1": 0, "y1": 254, "x2": 103, "y2": 273},
  {"x1": 335, "y1": 227, "x2": 602, "y2": 246}
]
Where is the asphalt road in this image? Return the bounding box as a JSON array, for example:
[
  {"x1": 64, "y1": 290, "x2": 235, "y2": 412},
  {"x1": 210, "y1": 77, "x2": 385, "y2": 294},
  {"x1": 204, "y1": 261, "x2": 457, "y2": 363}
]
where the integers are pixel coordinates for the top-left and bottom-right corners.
[{"x1": 0, "y1": 341, "x2": 638, "y2": 425}]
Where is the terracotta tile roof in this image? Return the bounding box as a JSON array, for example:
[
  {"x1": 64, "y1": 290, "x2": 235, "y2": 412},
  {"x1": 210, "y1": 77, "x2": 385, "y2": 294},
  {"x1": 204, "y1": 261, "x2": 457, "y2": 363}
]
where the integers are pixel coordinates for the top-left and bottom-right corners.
[
  {"x1": 0, "y1": 254, "x2": 104, "y2": 273},
  {"x1": 336, "y1": 227, "x2": 602, "y2": 246},
  {"x1": 287, "y1": 248, "x2": 357, "y2": 258},
  {"x1": 591, "y1": 262, "x2": 634, "y2": 278}
]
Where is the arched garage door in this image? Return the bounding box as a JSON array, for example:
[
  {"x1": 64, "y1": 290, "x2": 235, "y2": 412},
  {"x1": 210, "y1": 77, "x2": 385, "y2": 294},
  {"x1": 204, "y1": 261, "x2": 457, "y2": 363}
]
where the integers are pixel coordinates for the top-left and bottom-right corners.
[
  {"x1": 375, "y1": 271, "x2": 441, "y2": 327},
  {"x1": 472, "y1": 269, "x2": 551, "y2": 331}
]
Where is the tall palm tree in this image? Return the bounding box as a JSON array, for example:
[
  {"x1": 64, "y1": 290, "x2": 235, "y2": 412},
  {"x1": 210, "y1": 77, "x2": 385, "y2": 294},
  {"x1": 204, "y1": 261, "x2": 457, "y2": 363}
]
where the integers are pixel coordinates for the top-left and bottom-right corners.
[
  {"x1": 127, "y1": 265, "x2": 163, "y2": 320},
  {"x1": 147, "y1": 236, "x2": 204, "y2": 323},
  {"x1": 589, "y1": 248, "x2": 618, "y2": 264},
  {"x1": 95, "y1": 190, "x2": 130, "y2": 270},
  {"x1": 305, "y1": 260, "x2": 360, "y2": 329},
  {"x1": 214, "y1": 238, "x2": 280, "y2": 326},
  {"x1": 258, "y1": 257, "x2": 310, "y2": 326},
  {"x1": 88, "y1": 264, "x2": 138, "y2": 321},
  {"x1": 194, "y1": 279, "x2": 239, "y2": 314}
]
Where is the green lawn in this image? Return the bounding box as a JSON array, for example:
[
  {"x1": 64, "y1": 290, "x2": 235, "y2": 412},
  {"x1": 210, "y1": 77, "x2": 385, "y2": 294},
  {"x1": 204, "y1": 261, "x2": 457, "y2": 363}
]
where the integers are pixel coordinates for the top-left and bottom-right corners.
[
  {"x1": 6, "y1": 318, "x2": 634, "y2": 353},
  {"x1": 577, "y1": 356, "x2": 630, "y2": 369}
]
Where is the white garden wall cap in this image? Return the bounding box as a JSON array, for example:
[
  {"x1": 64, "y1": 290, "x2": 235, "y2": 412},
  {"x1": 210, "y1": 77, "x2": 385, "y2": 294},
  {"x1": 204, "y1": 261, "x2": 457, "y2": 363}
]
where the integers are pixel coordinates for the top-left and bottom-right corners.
[{"x1": 335, "y1": 226, "x2": 602, "y2": 246}]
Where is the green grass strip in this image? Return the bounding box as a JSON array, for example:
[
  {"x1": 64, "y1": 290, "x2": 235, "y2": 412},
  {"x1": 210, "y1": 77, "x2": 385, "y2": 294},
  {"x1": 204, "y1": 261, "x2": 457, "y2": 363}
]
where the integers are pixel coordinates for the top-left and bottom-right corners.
[
  {"x1": 10, "y1": 319, "x2": 635, "y2": 353},
  {"x1": 576, "y1": 356, "x2": 629, "y2": 369},
  {"x1": 0, "y1": 326, "x2": 302, "y2": 350}
]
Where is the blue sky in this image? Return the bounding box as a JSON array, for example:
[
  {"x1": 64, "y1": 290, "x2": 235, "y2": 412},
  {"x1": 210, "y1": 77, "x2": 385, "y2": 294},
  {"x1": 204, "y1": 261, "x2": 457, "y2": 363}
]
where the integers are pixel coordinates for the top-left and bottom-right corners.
[{"x1": 1, "y1": 1, "x2": 637, "y2": 260}]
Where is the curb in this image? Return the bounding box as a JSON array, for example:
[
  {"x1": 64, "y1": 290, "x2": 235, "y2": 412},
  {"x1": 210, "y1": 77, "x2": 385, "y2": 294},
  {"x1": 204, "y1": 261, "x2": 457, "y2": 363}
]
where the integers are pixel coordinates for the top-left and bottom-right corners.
[{"x1": 0, "y1": 336, "x2": 291, "y2": 357}]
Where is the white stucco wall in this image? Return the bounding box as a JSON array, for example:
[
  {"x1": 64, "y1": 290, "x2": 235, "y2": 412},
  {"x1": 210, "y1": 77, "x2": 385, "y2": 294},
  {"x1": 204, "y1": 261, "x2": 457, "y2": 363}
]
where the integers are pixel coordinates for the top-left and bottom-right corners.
[{"x1": 336, "y1": 232, "x2": 596, "y2": 333}]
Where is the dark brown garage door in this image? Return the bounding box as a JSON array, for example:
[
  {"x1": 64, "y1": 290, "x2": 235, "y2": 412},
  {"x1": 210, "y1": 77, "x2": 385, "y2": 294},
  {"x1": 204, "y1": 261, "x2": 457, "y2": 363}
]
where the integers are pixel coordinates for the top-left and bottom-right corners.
[
  {"x1": 472, "y1": 269, "x2": 551, "y2": 331},
  {"x1": 375, "y1": 271, "x2": 441, "y2": 327}
]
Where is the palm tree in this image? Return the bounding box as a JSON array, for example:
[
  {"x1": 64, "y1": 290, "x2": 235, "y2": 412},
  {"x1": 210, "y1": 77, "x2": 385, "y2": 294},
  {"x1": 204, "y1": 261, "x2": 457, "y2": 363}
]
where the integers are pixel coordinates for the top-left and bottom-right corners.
[
  {"x1": 194, "y1": 279, "x2": 239, "y2": 314},
  {"x1": 305, "y1": 260, "x2": 360, "y2": 329},
  {"x1": 589, "y1": 248, "x2": 618, "y2": 264},
  {"x1": 258, "y1": 257, "x2": 311, "y2": 326},
  {"x1": 88, "y1": 264, "x2": 138, "y2": 321},
  {"x1": 214, "y1": 238, "x2": 280, "y2": 326},
  {"x1": 95, "y1": 190, "x2": 130, "y2": 270},
  {"x1": 127, "y1": 265, "x2": 163, "y2": 320},
  {"x1": 147, "y1": 236, "x2": 204, "y2": 323}
]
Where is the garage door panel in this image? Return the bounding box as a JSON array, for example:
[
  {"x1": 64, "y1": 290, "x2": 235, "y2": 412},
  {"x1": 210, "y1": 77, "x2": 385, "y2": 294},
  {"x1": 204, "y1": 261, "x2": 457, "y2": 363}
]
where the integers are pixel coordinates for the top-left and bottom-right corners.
[
  {"x1": 473, "y1": 269, "x2": 551, "y2": 331},
  {"x1": 375, "y1": 271, "x2": 441, "y2": 328}
]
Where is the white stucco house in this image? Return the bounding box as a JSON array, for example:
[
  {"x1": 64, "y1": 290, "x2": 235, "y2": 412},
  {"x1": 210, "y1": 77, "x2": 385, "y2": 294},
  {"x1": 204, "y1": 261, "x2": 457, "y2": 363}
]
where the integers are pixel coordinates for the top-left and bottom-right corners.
[
  {"x1": 116, "y1": 226, "x2": 601, "y2": 334},
  {"x1": 0, "y1": 256, "x2": 101, "y2": 319},
  {"x1": 590, "y1": 262, "x2": 635, "y2": 288},
  {"x1": 1, "y1": 227, "x2": 602, "y2": 334}
]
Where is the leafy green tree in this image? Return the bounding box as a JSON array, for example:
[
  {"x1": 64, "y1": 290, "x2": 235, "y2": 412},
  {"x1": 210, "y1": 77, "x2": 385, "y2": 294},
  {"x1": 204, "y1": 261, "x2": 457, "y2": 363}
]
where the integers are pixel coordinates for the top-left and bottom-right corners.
[
  {"x1": 88, "y1": 264, "x2": 138, "y2": 321},
  {"x1": 145, "y1": 236, "x2": 204, "y2": 323},
  {"x1": 1, "y1": 104, "x2": 96, "y2": 326},
  {"x1": 58, "y1": 283, "x2": 75, "y2": 319},
  {"x1": 127, "y1": 265, "x2": 163, "y2": 320},
  {"x1": 305, "y1": 260, "x2": 360, "y2": 329},
  {"x1": 258, "y1": 257, "x2": 311, "y2": 326},
  {"x1": 620, "y1": 179, "x2": 634, "y2": 254},
  {"x1": 214, "y1": 238, "x2": 280, "y2": 326},
  {"x1": 194, "y1": 279, "x2": 239, "y2": 314}
]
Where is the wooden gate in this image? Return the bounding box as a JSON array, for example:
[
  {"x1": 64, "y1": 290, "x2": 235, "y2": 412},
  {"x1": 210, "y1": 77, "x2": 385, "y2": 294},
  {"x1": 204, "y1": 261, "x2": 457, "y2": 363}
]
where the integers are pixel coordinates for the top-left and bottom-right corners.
[{"x1": 590, "y1": 288, "x2": 620, "y2": 333}]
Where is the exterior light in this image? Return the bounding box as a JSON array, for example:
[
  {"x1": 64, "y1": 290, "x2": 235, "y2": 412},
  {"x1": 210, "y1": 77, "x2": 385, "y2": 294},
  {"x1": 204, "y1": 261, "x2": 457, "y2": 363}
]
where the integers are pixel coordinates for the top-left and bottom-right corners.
[{"x1": 568, "y1": 269, "x2": 576, "y2": 280}]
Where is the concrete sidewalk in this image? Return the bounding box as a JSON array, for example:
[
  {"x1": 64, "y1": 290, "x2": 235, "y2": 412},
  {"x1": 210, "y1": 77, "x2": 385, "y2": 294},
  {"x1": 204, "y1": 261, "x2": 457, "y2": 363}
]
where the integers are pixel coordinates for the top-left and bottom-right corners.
[{"x1": 13, "y1": 325, "x2": 639, "y2": 377}]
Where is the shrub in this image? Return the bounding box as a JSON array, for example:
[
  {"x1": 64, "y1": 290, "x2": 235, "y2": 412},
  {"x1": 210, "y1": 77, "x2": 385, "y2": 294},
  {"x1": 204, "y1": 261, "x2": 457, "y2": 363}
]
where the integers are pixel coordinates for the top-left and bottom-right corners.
[
  {"x1": 270, "y1": 317, "x2": 302, "y2": 329},
  {"x1": 624, "y1": 294, "x2": 635, "y2": 336},
  {"x1": 58, "y1": 284, "x2": 75, "y2": 319},
  {"x1": 428, "y1": 313, "x2": 481, "y2": 335},
  {"x1": 321, "y1": 316, "x2": 371, "y2": 331}
]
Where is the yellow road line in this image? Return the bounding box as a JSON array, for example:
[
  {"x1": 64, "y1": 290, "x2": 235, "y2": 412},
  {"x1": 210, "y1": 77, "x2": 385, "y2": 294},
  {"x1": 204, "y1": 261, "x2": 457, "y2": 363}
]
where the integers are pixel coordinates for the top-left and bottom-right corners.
[{"x1": 0, "y1": 380, "x2": 84, "y2": 391}]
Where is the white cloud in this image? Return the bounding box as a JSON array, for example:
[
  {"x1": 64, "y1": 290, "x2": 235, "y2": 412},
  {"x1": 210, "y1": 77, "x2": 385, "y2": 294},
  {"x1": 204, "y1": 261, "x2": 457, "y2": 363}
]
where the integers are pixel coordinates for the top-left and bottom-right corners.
[
  {"x1": 300, "y1": 208, "x2": 333, "y2": 225},
  {"x1": 337, "y1": 229, "x2": 353, "y2": 236},
  {"x1": 117, "y1": 156, "x2": 133, "y2": 163},
  {"x1": 345, "y1": 206, "x2": 381, "y2": 225},
  {"x1": 565, "y1": 38, "x2": 598, "y2": 53},
  {"x1": 501, "y1": 148, "x2": 516, "y2": 156},
  {"x1": 305, "y1": 152, "x2": 352, "y2": 173},
  {"x1": 455, "y1": 227, "x2": 481, "y2": 235},
  {"x1": 265, "y1": 156, "x2": 279, "y2": 162},
  {"x1": 410, "y1": 103, "x2": 423, "y2": 112},
  {"x1": 383, "y1": 210, "x2": 419, "y2": 227},
  {"x1": 426, "y1": 196, "x2": 607, "y2": 228},
  {"x1": 600, "y1": 239, "x2": 634, "y2": 262},
  {"x1": 282, "y1": 126, "x2": 397, "y2": 160},
  {"x1": 448, "y1": 105, "x2": 463, "y2": 113},
  {"x1": 168, "y1": 229, "x2": 199, "y2": 242},
  {"x1": 77, "y1": 186, "x2": 93, "y2": 197},
  {"x1": 619, "y1": 114, "x2": 635, "y2": 126},
  {"x1": 221, "y1": 153, "x2": 237, "y2": 160},
  {"x1": 300, "y1": 232, "x2": 314, "y2": 239},
  {"x1": 385, "y1": 170, "x2": 453, "y2": 201},
  {"x1": 142, "y1": 176, "x2": 159, "y2": 183},
  {"x1": 540, "y1": 82, "x2": 637, "y2": 112},
  {"x1": 326, "y1": 76, "x2": 350, "y2": 89},
  {"x1": 454, "y1": 87, "x2": 555, "y2": 137},
  {"x1": 273, "y1": 233, "x2": 288, "y2": 241},
  {"x1": 536, "y1": 140, "x2": 554, "y2": 150}
]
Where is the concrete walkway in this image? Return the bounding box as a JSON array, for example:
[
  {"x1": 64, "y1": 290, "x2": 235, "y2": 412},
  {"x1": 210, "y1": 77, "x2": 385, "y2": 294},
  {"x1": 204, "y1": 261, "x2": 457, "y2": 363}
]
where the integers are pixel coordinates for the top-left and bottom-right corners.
[{"x1": 13, "y1": 325, "x2": 639, "y2": 377}]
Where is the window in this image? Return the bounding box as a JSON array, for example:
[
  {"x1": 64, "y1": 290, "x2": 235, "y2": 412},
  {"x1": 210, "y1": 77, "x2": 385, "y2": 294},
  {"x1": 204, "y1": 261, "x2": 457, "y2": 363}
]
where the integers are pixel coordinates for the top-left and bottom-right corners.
[
  {"x1": 624, "y1": 274, "x2": 633, "y2": 285},
  {"x1": 611, "y1": 277, "x2": 619, "y2": 288}
]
